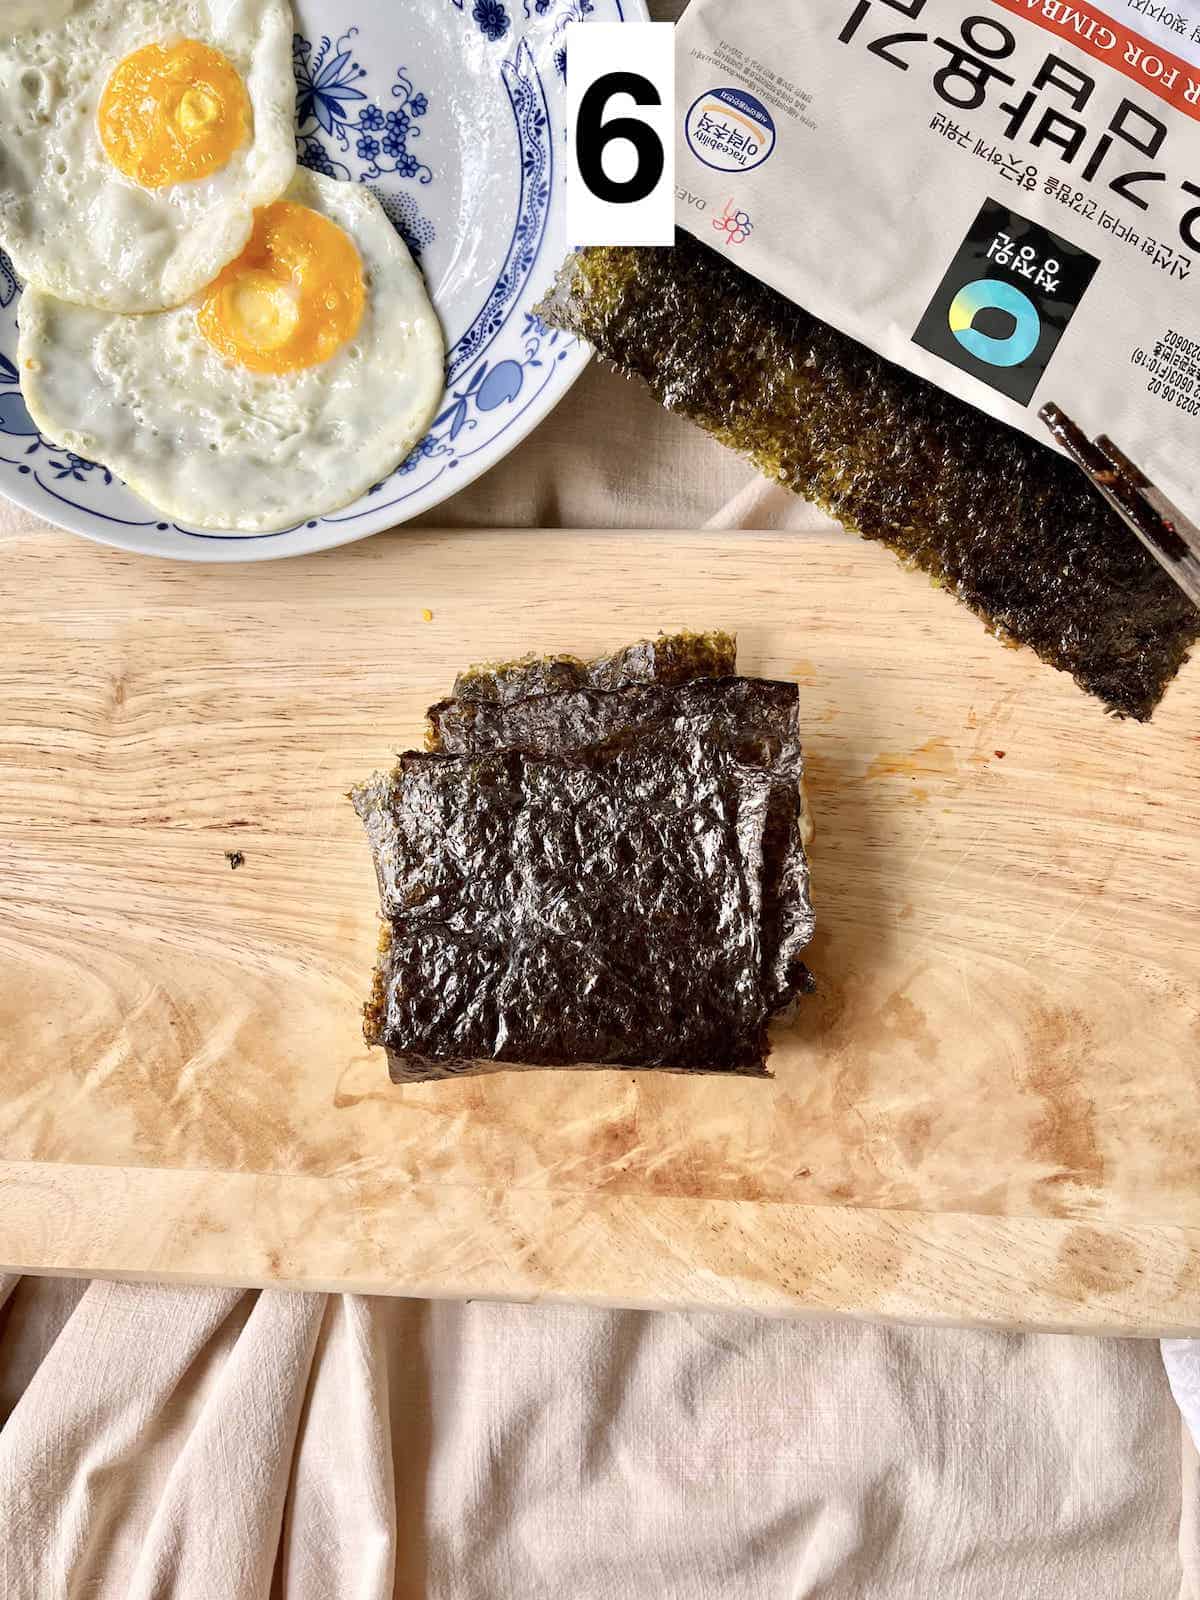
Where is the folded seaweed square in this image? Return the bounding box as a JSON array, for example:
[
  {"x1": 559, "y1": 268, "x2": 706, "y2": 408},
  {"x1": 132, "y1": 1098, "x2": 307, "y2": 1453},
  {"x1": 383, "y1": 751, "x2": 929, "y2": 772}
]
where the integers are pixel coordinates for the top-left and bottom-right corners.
[{"x1": 352, "y1": 636, "x2": 814, "y2": 1083}]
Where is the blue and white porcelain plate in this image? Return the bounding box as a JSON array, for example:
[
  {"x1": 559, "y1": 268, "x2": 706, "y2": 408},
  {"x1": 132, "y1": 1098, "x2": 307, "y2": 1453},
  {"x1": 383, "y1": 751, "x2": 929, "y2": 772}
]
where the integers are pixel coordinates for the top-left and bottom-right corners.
[{"x1": 0, "y1": 0, "x2": 644, "y2": 561}]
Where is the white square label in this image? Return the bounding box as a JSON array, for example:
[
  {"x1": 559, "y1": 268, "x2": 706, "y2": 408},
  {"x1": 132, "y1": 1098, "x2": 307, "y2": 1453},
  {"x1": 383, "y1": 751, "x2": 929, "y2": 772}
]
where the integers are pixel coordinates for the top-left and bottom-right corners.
[{"x1": 566, "y1": 21, "x2": 675, "y2": 248}]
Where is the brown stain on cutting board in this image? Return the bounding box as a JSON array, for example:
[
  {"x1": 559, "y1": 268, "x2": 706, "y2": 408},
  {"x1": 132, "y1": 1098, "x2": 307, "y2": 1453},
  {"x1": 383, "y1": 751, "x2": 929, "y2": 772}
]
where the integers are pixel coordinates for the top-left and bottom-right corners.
[
  {"x1": 893, "y1": 1107, "x2": 937, "y2": 1168},
  {"x1": 1019, "y1": 1005, "x2": 1105, "y2": 1210},
  {"x1": 1044, "y1": 1227, "x2": 1142, "y2": 1301},
  {"x1": 1172, "y1": 1250, "x2": 1200, "y2": 1299},
  {"x1": 631, "y1": 1139, "x2": 770, "y2": 1203},
  {"x1": 877, "y1": 989, "x2": 939, "y2": 1064},
  {"x1": 864, "y1": 736, "x2": 957, "y2": 783},
  {"x1": 781, "y1": 965, "x2": 947, "y2": 1210},
  {"x1": 860, "y1": 736, "x2": 960, "y2": 805}
]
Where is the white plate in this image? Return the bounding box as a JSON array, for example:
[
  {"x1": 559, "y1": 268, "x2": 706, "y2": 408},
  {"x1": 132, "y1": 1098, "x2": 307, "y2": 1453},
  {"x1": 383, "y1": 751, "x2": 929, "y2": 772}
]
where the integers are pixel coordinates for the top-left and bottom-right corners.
[{"x1": 0, "y1": 0, "x2": 644, "y2": 560}]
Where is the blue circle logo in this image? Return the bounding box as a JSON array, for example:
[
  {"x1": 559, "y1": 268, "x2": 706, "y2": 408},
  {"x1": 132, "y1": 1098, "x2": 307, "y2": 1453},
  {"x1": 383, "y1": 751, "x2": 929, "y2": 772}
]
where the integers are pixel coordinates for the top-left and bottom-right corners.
[
  {"x1": 948, "y1": 278, "x2": 1041, "y2": 368},
  {"x1": 684, "y1": 87, "x2": 776, "y2": 174}
]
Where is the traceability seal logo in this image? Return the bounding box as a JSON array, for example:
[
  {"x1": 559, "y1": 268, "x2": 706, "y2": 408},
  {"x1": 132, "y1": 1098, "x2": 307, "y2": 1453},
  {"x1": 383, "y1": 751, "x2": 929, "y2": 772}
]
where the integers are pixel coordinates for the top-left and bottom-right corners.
[
  {"x1": 913, "y1": 198, "x2": 1100, "y2": 406},
  {"x1": 685, "y1": 87, "x2": 776, "y2": 174}
]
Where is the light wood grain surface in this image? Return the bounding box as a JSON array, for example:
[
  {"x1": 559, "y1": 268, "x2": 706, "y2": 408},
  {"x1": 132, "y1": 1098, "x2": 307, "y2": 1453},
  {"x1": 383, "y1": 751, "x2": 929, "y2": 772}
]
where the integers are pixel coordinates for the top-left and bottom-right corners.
[{"x1": 2, "y1": 521, "x2": 1199, "y2": 1333}]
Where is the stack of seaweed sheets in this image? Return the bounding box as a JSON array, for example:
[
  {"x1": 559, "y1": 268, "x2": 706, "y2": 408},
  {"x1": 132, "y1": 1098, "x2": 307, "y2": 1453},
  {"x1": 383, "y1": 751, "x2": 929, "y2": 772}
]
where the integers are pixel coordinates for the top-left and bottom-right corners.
[
  {"x1": 537, "y1": 234, "x2": 1199, "y2": 721},
  {"x1": 352, "y1": 632, "x2": 815, "y2": 1083}
]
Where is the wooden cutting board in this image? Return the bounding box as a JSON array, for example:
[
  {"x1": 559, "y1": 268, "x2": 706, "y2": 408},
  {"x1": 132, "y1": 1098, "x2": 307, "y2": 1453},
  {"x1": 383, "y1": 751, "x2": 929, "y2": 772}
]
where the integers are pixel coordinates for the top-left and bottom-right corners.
[{"x1": 3, "y1": 520, "x2": 1200, "y2": 1334}]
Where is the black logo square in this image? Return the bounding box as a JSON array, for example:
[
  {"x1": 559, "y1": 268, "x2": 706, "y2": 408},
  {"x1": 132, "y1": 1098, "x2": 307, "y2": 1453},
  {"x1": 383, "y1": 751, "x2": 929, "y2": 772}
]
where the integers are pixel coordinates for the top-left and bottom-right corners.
[{"x1": 913, "y1": 198, "x2": 1100, "y2": 406}]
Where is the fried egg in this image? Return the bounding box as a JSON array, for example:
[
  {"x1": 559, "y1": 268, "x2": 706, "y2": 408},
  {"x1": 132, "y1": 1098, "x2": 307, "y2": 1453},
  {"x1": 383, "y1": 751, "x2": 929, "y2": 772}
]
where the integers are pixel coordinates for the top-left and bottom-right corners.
[
  {"x1": 18, "y1": 170, "x2": 446, "y2": 531},
  {"x1": 0, "y1": 0, "x2": 295, "y2": 311}
]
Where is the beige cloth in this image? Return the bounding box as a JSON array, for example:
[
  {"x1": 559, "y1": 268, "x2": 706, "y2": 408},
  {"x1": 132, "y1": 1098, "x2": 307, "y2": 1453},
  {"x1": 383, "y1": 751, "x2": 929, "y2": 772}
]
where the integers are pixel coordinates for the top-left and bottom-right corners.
[
  {"x1": 410, "y1": 363, "x2": 817, "y2": 535},
  {"x1": 0, "y1": 346, "x2": 1194, "y2": 1597},
  {"x1": 0, "y1": 1275, "x2": 1193, "y2": 1600}
]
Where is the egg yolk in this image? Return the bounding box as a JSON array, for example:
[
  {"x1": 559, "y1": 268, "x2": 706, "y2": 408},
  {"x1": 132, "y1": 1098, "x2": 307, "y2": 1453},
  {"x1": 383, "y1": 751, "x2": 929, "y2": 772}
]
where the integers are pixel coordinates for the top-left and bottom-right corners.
[
  {"x1": 197, "y1": 201, "x2": 366, "y2": 374},
  {"x1": 98, "y1": 39, "x2": 250, "y2": 188}
]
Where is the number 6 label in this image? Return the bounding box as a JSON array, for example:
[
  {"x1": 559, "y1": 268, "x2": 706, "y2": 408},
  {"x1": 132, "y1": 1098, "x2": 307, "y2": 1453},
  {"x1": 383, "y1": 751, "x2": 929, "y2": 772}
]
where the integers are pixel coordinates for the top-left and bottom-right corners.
[{"x1": 566, "y1": 22, "x2": 675, "y2": 247}]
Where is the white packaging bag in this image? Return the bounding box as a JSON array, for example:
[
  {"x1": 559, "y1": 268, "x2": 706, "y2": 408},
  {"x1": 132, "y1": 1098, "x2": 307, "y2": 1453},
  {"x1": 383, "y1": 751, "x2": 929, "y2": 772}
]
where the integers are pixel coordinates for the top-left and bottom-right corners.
[{"x1": 674, "y1": 0, "x2": 1200, "y2": 519}]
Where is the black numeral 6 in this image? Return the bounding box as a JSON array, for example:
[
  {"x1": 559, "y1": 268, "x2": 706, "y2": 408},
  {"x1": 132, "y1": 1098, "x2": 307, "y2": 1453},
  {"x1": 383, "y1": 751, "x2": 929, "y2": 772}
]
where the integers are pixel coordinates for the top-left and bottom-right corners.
[{"x1": 576, "y1": 71, "x2": 664, "y2": 204}]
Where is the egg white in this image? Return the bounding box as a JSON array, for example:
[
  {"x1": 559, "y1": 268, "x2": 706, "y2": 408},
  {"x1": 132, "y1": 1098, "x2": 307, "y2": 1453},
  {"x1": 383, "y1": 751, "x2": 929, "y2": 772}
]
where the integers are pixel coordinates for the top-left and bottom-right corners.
[
  {"x1": 0, "y1": 0, "x2": 295, "y2": 311},
  {"x1": 18, "y1": 170, "x2": 447, "y2": 532}
]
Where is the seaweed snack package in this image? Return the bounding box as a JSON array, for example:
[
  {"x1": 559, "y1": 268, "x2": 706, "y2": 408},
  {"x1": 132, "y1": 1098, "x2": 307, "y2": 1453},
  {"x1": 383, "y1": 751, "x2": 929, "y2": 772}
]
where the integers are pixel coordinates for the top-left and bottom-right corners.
[{"x1": 674, "y1": 0, "x2": 1200, "y2": 520}]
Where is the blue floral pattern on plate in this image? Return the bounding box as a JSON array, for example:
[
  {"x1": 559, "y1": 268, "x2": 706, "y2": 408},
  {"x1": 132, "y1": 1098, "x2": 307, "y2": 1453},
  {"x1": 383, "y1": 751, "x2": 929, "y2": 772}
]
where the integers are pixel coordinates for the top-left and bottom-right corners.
[
  {"x1": 0, "y1": 0, "x2": 641, "y2": 560},
  {"x1": 523, "y1": 0, "x2": 595, "y2": 78},
  {"x1": 293, "y1": 28, "x2": 436, "y2": 260},
  {"x1": 295, "y1": 31, "x2": 433, "y2": 191}
]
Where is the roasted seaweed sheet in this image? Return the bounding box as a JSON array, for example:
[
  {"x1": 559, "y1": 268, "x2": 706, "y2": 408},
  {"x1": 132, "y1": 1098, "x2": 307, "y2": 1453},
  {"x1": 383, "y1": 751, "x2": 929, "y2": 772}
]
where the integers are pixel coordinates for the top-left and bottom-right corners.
[
  {"x1": 427, "y1": 675, "x2": 815, "y2": 1015},
  {"x1": 444, "y1": 628, "x2": 737, "y2": 710},
  {"x1": 354, "y1": 632, "x2": 816, "y2": 1081},
  {"x1": 355, "y1": 733, "x2": 778, "y2": 1081},
  {"x1": 537, "y1": 235, "x2": 1199, "y2": 720},
  {"x1": 431, "y1": 671, "x2": 787, "y2": 759}
]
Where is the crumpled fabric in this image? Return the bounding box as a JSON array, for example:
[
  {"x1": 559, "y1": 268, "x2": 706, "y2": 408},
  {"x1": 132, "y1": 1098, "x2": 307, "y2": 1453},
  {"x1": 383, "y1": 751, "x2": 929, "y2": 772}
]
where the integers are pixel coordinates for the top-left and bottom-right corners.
[
  {"x1": 0, "y1": 1275, "x2": 1193, "y2": 1600},
  {"x1": 1167, "y1": 1343, "x2": 1200, "y2": 1443}
]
